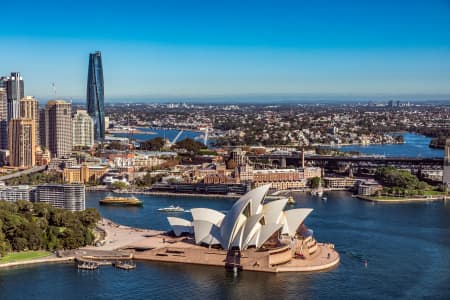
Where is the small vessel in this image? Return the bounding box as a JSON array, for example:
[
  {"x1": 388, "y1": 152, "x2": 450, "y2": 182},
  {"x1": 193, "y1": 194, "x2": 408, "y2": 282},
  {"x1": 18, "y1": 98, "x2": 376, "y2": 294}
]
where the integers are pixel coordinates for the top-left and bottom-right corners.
[
  {"x1": 113, "y1": 260, "x2": 136, "y2": 270},
  {"x1": 99, "y1": 196, "x2": 143, "y2": 206},
  {"x1": 287, "y1": 196, "x2": 296, "y2": 204},
  {"x1": 311, "y1": 190, "x2": 323, "y2": 197},
  {"x1": 158, "y1": 205, "x2": 184, "y2": 212},
  {"x1": 322, "y1": 196, "x2": 328, "y2": 201},
  {"x1": 77, "y1": 261, "x2": 99, "y2": 270}
]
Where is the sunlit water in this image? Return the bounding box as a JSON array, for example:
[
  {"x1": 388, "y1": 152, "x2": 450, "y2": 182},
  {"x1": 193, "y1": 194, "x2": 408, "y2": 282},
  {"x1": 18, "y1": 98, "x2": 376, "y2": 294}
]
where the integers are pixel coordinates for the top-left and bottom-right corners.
[
  {"x1": 332, "y1": 133, "x2": 443, "y2": 157},
  {"x1": 1, "y1": 191, "x2": 450, "y2": 299}
]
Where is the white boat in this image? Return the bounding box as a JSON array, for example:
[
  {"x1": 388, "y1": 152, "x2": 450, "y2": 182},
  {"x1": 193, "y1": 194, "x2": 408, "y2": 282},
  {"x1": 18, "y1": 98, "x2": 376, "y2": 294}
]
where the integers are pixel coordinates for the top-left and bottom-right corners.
[
  {"x1": 158, "y1": 205, "x2": 185, "y2": 212},
  {"x1": 311, "y1": 190, "x2": 323, "y2": 197}
]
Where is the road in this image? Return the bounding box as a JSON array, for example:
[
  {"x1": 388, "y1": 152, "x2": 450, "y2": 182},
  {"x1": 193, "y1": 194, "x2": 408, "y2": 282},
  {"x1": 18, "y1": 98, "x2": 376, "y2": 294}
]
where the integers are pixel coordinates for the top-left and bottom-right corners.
[{"x1": 0, "y1": 165, "x2": 47, "y2": 181}]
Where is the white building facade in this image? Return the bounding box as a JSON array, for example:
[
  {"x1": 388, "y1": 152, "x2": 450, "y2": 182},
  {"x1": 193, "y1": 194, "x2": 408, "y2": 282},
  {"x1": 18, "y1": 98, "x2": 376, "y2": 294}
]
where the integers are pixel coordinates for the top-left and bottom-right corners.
[{"x1": 72, "y1": 110, "x2": 94, "y2": 148}]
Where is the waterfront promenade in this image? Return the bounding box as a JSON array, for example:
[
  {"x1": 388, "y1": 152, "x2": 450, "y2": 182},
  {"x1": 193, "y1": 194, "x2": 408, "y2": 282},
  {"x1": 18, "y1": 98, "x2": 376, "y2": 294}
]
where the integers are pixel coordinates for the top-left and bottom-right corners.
[
  {"x1": 83, "y1": 218, "x2": 339, "y2": 273},
  {"x1": 0, "y1": 255, "x2": 74, "y2": 269}
]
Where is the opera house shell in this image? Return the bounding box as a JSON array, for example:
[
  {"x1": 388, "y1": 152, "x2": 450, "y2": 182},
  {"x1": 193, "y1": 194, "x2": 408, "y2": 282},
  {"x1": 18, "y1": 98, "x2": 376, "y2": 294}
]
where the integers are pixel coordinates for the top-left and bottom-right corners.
[{"x1": 167, "y1": 184, "x2": 314, "y2": 251}]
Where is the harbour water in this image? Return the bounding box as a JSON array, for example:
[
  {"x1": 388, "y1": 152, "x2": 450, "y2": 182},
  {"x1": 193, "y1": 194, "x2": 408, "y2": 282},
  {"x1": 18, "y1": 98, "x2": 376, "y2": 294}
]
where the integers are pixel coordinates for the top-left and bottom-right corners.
[
  {"x1": 112, "y1": 127, "x2": 206, "y2": 145},
  {"x1": 332, "y1": 133, "x2": 443, "y2": 157},
  {"x1": 114, "y1": 129, "x2": 443, "y2": 158},
  {"x1": 1, "y1": 192, "x2": 450, "y2": 299}
]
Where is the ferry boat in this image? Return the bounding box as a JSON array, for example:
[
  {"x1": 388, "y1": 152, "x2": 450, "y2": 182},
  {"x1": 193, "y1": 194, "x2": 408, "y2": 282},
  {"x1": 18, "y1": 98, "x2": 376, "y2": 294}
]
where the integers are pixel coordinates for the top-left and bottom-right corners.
[
  {"x1": 99, "y1": 196, "x2": 143, "y2": 206},
  {"x1": 158, "y1": 205, "x2": 185, "y2": 212}
]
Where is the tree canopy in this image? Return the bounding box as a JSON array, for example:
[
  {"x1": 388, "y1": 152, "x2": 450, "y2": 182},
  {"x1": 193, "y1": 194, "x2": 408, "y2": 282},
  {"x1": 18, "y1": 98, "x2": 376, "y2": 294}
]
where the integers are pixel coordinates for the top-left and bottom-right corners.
[
  {"x1": 172, "y1": 138, "x2": 207, "y2": 154},
  {"x1": 140, "y1": 137, "x2": 165, "y2": 151},
  {"x1": 0, "y1": 201, "x2": 100, "y2": 256},
  {"x1": 375, "y1": 167, "x2": 424, "y2": 189}
]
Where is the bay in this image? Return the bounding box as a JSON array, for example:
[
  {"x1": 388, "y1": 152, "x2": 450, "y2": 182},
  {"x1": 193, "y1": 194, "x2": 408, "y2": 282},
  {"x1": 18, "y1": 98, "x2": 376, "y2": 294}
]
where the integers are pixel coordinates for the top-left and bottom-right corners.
[{"x1": 1, "y1": 191, "x2": 450, "y2": 299}]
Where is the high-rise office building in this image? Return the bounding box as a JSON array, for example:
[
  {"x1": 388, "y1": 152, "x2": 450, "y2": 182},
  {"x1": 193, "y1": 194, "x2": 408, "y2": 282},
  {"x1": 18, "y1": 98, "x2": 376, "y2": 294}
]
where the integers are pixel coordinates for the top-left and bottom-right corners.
[
  {"x1": 20, "y1": 96, "x2": 40, "y2": 145},
  {"x1": 87, "y1": 51, "x2": 105, "y2": 140},
  {"x1": 39, "y1": 108, "x2": 46, "y2": 149},
  {"x1": 0, "y1": 85, "x2": 7, "y2": 149},
  {"x1": 0, "y1": 77, "x2": 7, "y2": 89},
  {"x1": 6, "y1": 72, "x2": 24, "y2": 121},
  {"x1": 443, "y1": 139, "x2": 450, "y2": 187},
  {"x1": 43, "y1": 100, "x2": 72, "y2": 158},
  {"x1": 72, "y1": 110, "x2": 94, "y2": 148},
  {"x1": 35, "y1": 184, "x2": 85, "y2": 211},
  {"x1": 8, "y1": 118, "x2": 36, "y2": 168},
  {"x1": 0, "y1": 88, "x2": 6, "y2": 121}
]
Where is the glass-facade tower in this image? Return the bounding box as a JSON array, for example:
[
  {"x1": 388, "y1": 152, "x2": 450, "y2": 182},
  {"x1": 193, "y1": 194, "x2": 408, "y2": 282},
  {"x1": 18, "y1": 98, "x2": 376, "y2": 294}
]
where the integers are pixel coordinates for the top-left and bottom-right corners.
[
  {"x1": 6, "y1": 72, "x2": 24, "y2": 121},
  {"x1": 87, "y1": 51, "x2": 105, "y2": 140}
]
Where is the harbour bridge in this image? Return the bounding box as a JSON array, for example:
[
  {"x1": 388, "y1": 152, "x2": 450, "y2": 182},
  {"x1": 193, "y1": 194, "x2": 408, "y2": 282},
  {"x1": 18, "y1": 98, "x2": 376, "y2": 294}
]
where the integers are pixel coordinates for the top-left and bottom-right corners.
[{"x1": 246, "y1": 154, "x2": 444, "y2": 171}]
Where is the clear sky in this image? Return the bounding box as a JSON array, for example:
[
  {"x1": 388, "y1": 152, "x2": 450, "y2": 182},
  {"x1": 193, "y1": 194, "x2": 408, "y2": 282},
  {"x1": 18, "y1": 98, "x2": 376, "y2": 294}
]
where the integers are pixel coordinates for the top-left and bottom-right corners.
[{"x1": 1, "y1": 0, "x2": 450, "y2": 101}]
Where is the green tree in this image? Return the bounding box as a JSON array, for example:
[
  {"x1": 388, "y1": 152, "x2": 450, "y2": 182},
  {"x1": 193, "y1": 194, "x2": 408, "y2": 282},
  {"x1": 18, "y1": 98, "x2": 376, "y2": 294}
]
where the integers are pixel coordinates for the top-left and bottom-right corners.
[
  {"x1": 140, "y1": 137, "x2": 166, "y2": 151},
  {"x1": 310, "y1": 177, "x2": 321, "y2": 189},
  {"x1": 0, "y1": 201, "x2": 100, "y2": 253},
  {"x1": 172, "y1": 138, "x2": 206, "y2": 154},
  {"x1": 112, "y1": 181, "x2": 128, "y2": 190}
]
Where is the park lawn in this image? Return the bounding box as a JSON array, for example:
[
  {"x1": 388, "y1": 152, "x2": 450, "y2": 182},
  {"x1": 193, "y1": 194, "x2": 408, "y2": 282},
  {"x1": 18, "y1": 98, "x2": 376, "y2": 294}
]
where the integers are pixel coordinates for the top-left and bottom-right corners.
[
  {"x1": 423, "y1": 190, "x2": 447, "y2": 196},
  {"x1": 0, "y1": 251, "x2": 51, "y2": 264},
  {"x1": 372, "y1": 196, "x2": 408, "y2": 200}
]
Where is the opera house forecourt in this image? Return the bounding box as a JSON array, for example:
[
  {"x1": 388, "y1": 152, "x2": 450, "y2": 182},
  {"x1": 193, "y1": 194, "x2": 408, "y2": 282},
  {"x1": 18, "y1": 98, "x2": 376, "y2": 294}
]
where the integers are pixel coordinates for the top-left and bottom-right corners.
[{"x1": 127, "y1": 185, "x2": 340, "y2": 273}]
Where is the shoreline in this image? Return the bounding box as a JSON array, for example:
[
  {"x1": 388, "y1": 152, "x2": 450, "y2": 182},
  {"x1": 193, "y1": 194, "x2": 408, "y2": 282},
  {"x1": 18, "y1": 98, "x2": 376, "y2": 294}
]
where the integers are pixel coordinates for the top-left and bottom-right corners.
[
  {"x1": 87, "y1": 187, "x2": 350, "y2": 198},
  {"x1": 113, "y1": 190, "x2": 241, "y2": 198},
  {"x1": 0, "y1": 255, "x2": 74, "y2": 270},
  {"x1": 356, "y1": 195, "x2": 446, "y2": 203}
]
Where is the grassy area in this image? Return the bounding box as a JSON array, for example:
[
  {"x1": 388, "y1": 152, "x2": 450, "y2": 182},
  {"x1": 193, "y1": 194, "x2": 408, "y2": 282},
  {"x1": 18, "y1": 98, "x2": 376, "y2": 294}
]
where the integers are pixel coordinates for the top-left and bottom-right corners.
[
  {"x1": 423, "y1": 190, "x2": 447, "y2": 196},
  {"x1": 0, "y1": 251, "x2": 51, "y2": 264}
]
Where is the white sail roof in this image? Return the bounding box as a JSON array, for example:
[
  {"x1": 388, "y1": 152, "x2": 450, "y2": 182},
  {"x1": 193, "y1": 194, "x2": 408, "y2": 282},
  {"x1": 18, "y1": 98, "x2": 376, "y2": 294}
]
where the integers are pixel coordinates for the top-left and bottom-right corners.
[
  {"x1": 191, "y1": 208, "x2": 225, "y2": 226},
  {"x1": 282, "y1": 208, "x2": 313, "y2": 237},
  {"x1": 263, "y1": 198, "x2": 288, "y2": 224},
  {"x1": 256, "y1": 223, "x2": 283, "y2": 248},
  {"x1": 166, "y1": 185, "x2": 314, "y2": 250},
  {"x1": 167, "y1": 217, "x2": 193, "y2": 237},
  {"x1": 193, "y1": 220, "x2": 218, "y2": 245}
]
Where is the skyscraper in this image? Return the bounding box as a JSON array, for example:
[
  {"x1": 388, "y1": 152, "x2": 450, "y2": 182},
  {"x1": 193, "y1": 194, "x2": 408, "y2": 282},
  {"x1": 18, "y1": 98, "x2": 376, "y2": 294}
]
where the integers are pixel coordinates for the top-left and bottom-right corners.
[
  {"x1": 8, "y1": 118, "x2": 36, "y2": 168},
  {"x1": 443, "y1": 139, "x2": 450, "y2": 187},
  {"x1": 20, "y1": 96, "x2": 40, "y2": 145},
  {"x1": 87, "y1": 51, "x2": 105, "y2": 140},
  {"x1": 0, "y1": 79, "x2": 7, "y2": 149},
  {"x1": 43, "y1": 100, "x2": 72, "y2": 158},
  {"x1": 72, "y1": 110, "x2": 94, "y2": 148},
  {"x1": 6, "y1": 72, "x2": 24, "y2": 121}
]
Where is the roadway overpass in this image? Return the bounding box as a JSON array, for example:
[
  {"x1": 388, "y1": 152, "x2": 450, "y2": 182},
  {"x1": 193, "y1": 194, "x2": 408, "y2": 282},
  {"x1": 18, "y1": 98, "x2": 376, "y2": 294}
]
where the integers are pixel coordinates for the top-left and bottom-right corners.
[{"x1": 0, "y1": 165, "x2": 47, "y2": 181}]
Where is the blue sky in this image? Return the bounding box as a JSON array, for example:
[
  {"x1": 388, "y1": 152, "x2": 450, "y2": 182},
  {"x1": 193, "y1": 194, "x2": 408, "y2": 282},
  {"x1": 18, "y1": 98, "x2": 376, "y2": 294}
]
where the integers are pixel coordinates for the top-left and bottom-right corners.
[{"x1": 1, "y1": 0, "x2": 450, "y2": 101}]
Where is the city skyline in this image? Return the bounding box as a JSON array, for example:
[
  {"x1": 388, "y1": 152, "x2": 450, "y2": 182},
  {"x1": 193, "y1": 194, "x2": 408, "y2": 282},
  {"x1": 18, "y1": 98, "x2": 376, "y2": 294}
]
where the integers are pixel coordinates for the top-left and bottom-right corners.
[{"x1": 0, "y1": 0, "x2": 449, "y2": 101}]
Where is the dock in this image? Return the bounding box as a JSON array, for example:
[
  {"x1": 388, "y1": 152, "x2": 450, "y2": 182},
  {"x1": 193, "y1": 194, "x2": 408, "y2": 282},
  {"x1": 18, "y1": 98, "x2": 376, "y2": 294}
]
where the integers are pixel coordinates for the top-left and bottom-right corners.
[
  {"x1": 113, "y1": 260, "x2": 136, "y2": 270},
  {"x1": 77, "y1": 261, "x2": 99, "y2": 270}
]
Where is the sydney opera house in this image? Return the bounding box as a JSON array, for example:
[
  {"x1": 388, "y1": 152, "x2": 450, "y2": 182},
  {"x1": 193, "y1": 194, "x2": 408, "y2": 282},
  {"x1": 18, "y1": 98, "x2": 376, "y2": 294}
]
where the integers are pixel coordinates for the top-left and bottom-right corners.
[{"x1": 156, "y1": 184, "x2": 340, "y2": 272}]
